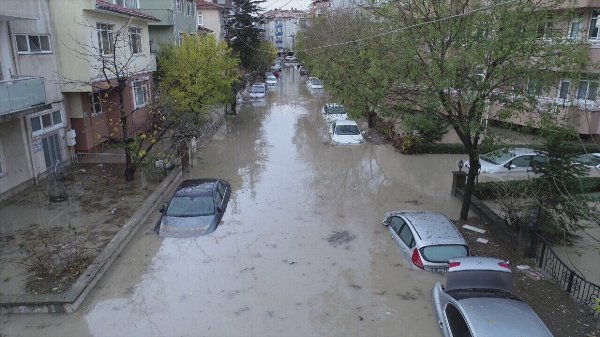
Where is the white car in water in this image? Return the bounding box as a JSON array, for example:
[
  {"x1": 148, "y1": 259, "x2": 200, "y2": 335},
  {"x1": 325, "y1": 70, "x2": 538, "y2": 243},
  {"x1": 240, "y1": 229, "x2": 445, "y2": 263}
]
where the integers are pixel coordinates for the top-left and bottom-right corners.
[
  {"x1": 329, "y1": 120, "x2": 364, "y2": 145},
  {"x1": 265, "y1": 75, "x2": 278, "y2": 87},
  {"x1": 307, "y1": 77, "x2": 323, "y2": 90},
  {"x1": 249, "y1": 83, "x2": 266, "y2": 100},
  {"x1": 465, "y1": 147, "x2": 546, "y2": 174},
  {"x1": 322, "y1": 103, "x2": 348, "y2": 124}
]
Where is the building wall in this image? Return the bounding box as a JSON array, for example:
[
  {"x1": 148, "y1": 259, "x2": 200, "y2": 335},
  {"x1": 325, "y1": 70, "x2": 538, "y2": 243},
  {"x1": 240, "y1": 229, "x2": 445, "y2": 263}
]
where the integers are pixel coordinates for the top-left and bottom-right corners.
[
  {"x1": 199, "y1": 9, "x2": 222, "y2": 40},
  {"x1": 0, "y1": 119, "x2": 32, "y2": 196},
  {"x1": 142, "y1": 0, "x2": 197, "y2": 51}
]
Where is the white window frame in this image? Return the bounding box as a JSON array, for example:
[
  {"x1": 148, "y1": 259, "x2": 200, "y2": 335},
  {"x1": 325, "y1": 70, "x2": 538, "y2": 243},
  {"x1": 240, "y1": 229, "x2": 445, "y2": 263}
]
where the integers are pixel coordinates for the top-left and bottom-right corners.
[
  {"x1": 14, "y1": 34, "x2": 52, "y2": 54},
  {"x1": 568, "y1": 17, "x2": 583, "y2": 40},
  {"x1": 91, "y1": 92, "x2": 103, "y2": 116},
  {"x1": 97, "y1": 23, "x2": 114, "y2": 56},
  {"x1": 132, "y1": 79, "x2": 150, "y2": 109},
  {"x1": 589, "y1": 10, "x2": 600, "y2": 41},
  {"x1": 197, "y1": 11, "x2": 204, "y2": 26},
  {"x1": 176, "y1": 0, "x2": 183, "y2": 13},
  {"x1": 30, "y1": 110, "x2": 64, "y2": 137},
  {"x1": 557, "y1": 80, "x2": 571, "y2": 104},
  {"x1": 129, "y1": 27, "x2": 142, "y2": 55}
]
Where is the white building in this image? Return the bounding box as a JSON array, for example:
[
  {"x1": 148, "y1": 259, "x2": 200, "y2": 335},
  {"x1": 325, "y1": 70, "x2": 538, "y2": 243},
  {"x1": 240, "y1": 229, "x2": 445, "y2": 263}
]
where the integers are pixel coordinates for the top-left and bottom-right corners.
[{"x1": 264, "y1": 9, "x2": 308, "y2": 53}]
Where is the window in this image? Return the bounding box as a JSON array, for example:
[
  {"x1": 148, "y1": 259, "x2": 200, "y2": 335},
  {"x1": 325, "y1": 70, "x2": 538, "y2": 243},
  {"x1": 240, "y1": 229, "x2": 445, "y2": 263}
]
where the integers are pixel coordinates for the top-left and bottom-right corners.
[
  {"x1": 569, "y1": 17, "x2": 582, "y2": 39},
  {"x1": 129, "y1": 27, "x2": 142, "y2": 54},
  {"x1": 577, "y1": 80, "x2": 599, "y2": 101},
  {"x1": 112, "y1": 0, "x2": 139, "y2": 8},
  {"x1": 399, "y1": 224, "x2": 415, "y2": 248},
  {"x1": 389, "y1": 217, "x2": 404, "y2": 234},
  {"x1": 590, "y1": 10, "x2": 600, "y2": 40},
  {"x1": 536, "y1": 22, "x2": 553, "y2": 40},
  {"x1": 527, "y1": 78, "x2": 543, "y2": 96},
  {"x1": 132, "y1": 80, "x2": 149, "y2": 108},
  {"x1": 197, "y1": 11, "x2": 204, "y2": 26},
  {"x1": 97, "y1": 23, "x2": 114, "y2": 55},
  {"x1": 178, "y1": 32, "x2": 184, "y2": 45},
  {"x1": 176, "y1": 0, "x2": 183, "y2": 13},
  {"x1": 186, "y1": 0, "x2": 194, "y2": 16},
  {"x1": 445, "y1": 304, "x2": 472, "y2": 337},
  {"x1": 42, "y1": 133, "x2": 62, "y2": 169},
  {"x1": 511, "y1": 156, "x2": 530, "y2": 168},
  {"x1": 91, "y1": 92, "x2": 103, "y2": 116},
  {"x1": 558, "y1": 80, "x2": 570, "y2": 100},
  {"x1": 30, "y1": 110, "x2": 63, "y2": 136},
  {"x1": 15, "y1": 34, "x2": 51, "y2": 54}
]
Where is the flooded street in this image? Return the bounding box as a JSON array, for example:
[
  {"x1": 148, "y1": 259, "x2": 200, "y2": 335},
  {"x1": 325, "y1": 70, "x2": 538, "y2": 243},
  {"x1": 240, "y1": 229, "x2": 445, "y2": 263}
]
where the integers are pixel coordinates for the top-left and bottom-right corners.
[{"x1": 1, "y1": 68, "x2": 467, "y2": 337}]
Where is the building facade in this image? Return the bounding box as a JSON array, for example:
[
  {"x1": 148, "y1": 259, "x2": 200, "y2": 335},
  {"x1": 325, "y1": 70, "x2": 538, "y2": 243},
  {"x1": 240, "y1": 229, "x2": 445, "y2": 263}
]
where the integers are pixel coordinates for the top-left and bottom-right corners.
[
  {"x1": 49, "y1": 0, "x2": 159, "y2": 152},
  {"x1": 0, "y1": 0, "x2": 67, "y2": 200},
  {"x1": 310, "y1": 0, "x2": 331, "y2": 16},
  {"x1": 264, "y1": 9, "x2": 308, "y2": 53},
  {"x1": 139, "y1": 0, "x2": 197, "y2": 52},
  {"x1": 196, "y1": 1, "x2": 225, "y2": 40}
]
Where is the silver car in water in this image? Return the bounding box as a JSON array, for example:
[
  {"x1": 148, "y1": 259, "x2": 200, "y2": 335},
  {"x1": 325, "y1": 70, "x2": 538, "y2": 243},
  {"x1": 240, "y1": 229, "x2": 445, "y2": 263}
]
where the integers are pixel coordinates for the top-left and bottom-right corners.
[
  {"x1": 382, "y1": 211, "x2": 469, "y2": 272},
  {"x1": 432, "y1": 257, "x2": 553, "y2": 337}
]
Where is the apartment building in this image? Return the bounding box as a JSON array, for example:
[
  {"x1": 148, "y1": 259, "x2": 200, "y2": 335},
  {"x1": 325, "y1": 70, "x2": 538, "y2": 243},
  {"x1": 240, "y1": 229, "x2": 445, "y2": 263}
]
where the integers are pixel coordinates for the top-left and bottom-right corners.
[
  {"x1": 49, "y1": 0, "x2": 159, "y2": 152},
  {"x1": 139, "y1": 0, "x2": 197, "y2": 51},
  {"x1": 196, "y1": 1, "x2": 225, "y2": 40},
  {"x1": 310, "y1": 0, "x2": 331, "y2": 16},
  {"x1": 0, "y1": 0, "x2": 67, "y2": 199},
  {"x1": 264, "y1": 9, "x2": 308, "y2": 53}
]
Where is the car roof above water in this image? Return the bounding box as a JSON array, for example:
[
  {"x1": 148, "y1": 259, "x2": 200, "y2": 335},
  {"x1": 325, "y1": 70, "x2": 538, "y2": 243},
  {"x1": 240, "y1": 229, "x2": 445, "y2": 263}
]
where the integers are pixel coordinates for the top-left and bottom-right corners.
[
  {"x1": 334, "y1": 120, "x2": 357, "y2": 126},
  {"x1": 175, "y1": 179, "x2": 218, "y2": 196},
  {"x1": 388, "y1": 211, "x2": 465, "y2": 245}
]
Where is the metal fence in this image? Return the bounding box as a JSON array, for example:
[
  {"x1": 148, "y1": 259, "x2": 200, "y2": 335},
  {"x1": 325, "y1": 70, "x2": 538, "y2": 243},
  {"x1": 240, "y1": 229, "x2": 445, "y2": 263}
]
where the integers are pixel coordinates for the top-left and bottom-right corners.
[{"x1": 532, "y1": 232, "x2": 600, "y2": 318}]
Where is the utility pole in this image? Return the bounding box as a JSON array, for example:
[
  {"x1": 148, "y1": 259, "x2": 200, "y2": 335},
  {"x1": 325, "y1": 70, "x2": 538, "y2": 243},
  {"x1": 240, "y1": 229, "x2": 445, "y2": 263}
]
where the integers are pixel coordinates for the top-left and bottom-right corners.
[{"x1": 290, "y1": 34, "x2": 295, "y2": 52}]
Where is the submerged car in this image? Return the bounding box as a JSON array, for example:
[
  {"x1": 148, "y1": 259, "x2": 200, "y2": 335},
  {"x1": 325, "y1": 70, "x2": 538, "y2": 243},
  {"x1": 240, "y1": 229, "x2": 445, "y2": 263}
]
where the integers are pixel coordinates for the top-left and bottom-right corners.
[
  {"x1": 299, "y1": 67, "x2": 309, "y2": 76},
  {"x1": 266, "y1": 75, "x2": 278, "y2": 87},
  {"x1": 432, "y1": 257, "x2": 552, "y2": 337},
  {"x1": 156, "y1": 179, "x2": 231, "y2": 237},
  {"x1": 329, "y1": 120, "x2": 364, "y2": 145},
  {"x1": 322, "y1": 103, "x2": 348, "y2": 124},
  {"x1": 465, "y1": 147, "x2": 546, "y2": 174},
  {"x1": 249, "y1": 83, "x2": 266, "y2": 100},
  {"x1": 382, "y1": 211, "x2": 469, "y2": 271},
  {"x1": 306, "y1": 77, "x2": 323, "y2": 89},
  {"x1": 574, "y1": 153, "x2": 600, "y2": 169}
]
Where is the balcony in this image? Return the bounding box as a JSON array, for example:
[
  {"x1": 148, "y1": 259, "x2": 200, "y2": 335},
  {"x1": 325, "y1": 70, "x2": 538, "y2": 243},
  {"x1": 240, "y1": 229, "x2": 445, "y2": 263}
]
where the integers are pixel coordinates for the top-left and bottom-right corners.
[{"x1": 0, "y1": 77, "x2": 46, "y2": 117}]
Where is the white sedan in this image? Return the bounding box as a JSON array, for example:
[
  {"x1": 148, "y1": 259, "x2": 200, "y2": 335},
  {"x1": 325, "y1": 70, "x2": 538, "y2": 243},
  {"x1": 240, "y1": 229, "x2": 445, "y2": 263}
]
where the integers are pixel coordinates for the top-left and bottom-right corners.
[
  {"x1": 329, "y1": 120, "x2": 364, "y2": 145},
  {"x1": 465, "y1": 147, "x2": 546, "y2": 174},
  {"x1": 265, "y1": 75, "x2": 277, "y2": 87},
  {"x1": 307, "y1": 77, "x2": 323, "y2": 89},
  {"x1": 322, "y1": 103, "x2": 348, "y2": 124},
  {"x1": 249, "y1": 83, "x2": 266, "y2": 100}
]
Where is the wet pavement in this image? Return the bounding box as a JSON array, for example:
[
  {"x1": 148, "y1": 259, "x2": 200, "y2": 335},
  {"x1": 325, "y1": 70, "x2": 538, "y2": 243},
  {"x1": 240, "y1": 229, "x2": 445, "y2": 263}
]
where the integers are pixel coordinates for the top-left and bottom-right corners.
[{"x1": 1, "y1": 67, "x2": 468, "y2": 337}]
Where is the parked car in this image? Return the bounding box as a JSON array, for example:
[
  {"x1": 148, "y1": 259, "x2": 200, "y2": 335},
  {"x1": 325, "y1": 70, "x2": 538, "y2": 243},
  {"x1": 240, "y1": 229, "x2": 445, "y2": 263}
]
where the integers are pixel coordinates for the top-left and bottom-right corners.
[
  {"x1": 284, "y1": 55, "x2": 297, "y2": 63},
  {"x1": 299, "y1": 66, "x2": 309, "y2": 76},
  {"x1": 266, "y1": 75, "x2": 278, "y2": 87},
  {"x1": 574, "y1": 153, "x2": 600, "y2": 168},
  {"x1": 465, "y1": 147, "x2": 546, "y2": 174},
  {"x1": 329, "y1": 120, "x2": 364, "y2": 145},
  {"x1": 156, "y1": 179, "x2": 231, "y2": 237},
  {"x1": 432, "y1": 257, "x2": 553, "y2": 337},
  {"x1": 307, "y1": 77, "x2": 323, "y2": 89},
  {"x1": 322, "y1": 103, "x2": 348, "y2": 123},
  {"x1": 382, "y1": 211, "x2": 469, "y2": 271},
  {"x1": 249, "y1": 83, "x2": 266, "y2": 100}
]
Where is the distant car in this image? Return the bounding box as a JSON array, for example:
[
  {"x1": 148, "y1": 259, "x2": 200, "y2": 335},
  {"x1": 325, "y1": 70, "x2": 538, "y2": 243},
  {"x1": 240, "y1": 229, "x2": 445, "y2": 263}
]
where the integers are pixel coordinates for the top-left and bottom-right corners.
[
  {"x1": 249, "y1": 83, "x2": 266, "y2": 100},
  {"x1": 465, "y1": 147, "x2": 546, "y2": 174},
  {"x1": 574, "y1": 153, "x2": 600, "y2": 169},
  {"x1": 156, "y1": 179, "x2": 231, "y2": 237},
  {"x1": 329, "y1": 120, "x2": 364, "y2": 145},
  {"x1": 322, "y1": 103, "x2": 348, "y2": 124},
  {"x1": 299, "y1": 66, "x2": 309, "y2": 76},
  {"x1": 382, "y1": 211, "x2": 469, "y2": 272},
  {"x1": 271, "y1": 63, "x2": 282, "y2": 71},
  {"x1": 266, "y1": 75, "x2": 278, "y2": 87},
  {"x1": 284, "y1": 55, "x2": 297, "y2": 63},
  {"x1": 432, "y1": 257, "x2": 553, "y2": 337},
  {"x1": 307, "y1": 77, "x2": 323, "y2": 89}
]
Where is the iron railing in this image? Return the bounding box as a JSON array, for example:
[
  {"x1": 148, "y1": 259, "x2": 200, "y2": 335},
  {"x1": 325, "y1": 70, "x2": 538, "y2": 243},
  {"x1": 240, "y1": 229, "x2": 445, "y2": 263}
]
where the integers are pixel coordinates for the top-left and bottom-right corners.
[{"x1": 532, "y1": 232, "x2": 600, "y2": 318}]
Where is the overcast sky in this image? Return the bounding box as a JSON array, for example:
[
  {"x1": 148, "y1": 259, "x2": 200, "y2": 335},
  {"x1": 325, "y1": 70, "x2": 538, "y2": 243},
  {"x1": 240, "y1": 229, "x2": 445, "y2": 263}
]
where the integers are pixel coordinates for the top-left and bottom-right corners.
[{"x1": 261, "y1": 0, "x2": 311, "y2": 11}]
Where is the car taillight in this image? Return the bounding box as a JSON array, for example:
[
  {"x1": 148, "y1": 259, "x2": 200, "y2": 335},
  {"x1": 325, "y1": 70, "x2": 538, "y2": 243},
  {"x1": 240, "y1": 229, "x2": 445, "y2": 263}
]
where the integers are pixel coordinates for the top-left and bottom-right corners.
[
  {"x1": 498, "y1": 261, "x2": 511, "y2": 270},
  {"x1": 448, "y1": 261, "x2": 461, "y2": 269},
  {"x1": 412, "y1": 249, "x2": 424, "y2": 269}
]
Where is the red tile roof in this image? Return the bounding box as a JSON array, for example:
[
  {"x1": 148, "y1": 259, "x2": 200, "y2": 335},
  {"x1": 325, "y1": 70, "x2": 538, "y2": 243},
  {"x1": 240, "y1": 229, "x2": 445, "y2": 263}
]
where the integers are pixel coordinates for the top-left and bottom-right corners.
[
  {"x1": 96, "y1": 0, "x2": 160, "y2": 21},
  {"x1": 196, "y1": 1, "x2": 224, "y2": 10}
]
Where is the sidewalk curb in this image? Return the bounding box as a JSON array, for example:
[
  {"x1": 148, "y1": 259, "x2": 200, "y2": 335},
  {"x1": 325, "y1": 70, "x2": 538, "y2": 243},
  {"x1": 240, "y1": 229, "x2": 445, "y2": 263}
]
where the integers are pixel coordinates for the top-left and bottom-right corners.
[{"x1": 0, "y1": 168, "x2": 183, "y2": 314}]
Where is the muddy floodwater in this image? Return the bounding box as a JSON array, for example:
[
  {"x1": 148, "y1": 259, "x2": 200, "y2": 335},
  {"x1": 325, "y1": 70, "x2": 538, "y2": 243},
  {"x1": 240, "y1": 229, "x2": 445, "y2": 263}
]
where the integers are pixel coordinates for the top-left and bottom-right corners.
[{"x1": 1, "y1": 68, "x2": 468, "y2": 337}]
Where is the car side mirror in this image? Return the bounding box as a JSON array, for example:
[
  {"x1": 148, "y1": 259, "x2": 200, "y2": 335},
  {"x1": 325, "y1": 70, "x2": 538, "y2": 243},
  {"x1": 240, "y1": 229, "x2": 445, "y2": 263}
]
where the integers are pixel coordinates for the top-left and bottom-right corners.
[
  {"x1": 159, "y1": 205, "x2": 166, "y2": 213},
  {"x1": 382, "y1": 220, "x2": 389, "y2": 226}
]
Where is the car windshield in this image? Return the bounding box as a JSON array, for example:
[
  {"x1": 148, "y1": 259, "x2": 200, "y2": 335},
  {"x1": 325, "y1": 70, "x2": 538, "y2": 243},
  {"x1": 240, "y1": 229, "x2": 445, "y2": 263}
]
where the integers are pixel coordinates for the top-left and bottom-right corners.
[
  {"x1": 480, "y1": 148, "x2": 516, "y2": 165},
  {"x1": 166, "y1": 195, "x2": 214, "y2": 217},
  {"x1": 420, "y1": 245, "x2": 468, "y2": 263},
  {"x1": 326, "y1": 106, "x2": 346, "y2": 115},
  {"x1": 251, "y1": 86, "x2": 265, "y2": 93},
  {"x1": 576, "y1": 154, "x2": 600, "y2": 166},
  {"x1": 312, "y1": 79, "x2": 322, "y2": 85},
  {"x1": 267, "y1": 76, "x2": 276, "y2": 81},
  {"x1": 335, "y1": 125, "x2": 360, "y2": 135},
  {"x1": 445, "y1": 270, "x2": 513, "y2": 293}
]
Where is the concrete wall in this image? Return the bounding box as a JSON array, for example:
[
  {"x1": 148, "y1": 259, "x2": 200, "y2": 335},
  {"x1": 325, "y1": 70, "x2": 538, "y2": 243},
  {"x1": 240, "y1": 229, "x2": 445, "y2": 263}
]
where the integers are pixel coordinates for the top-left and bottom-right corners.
[
  {"x1": 0, "y1": 119, "x2": 32, "y2": 196},
  {"x1": 199, "y1": 9, "x2": 221, "y2": 40}
]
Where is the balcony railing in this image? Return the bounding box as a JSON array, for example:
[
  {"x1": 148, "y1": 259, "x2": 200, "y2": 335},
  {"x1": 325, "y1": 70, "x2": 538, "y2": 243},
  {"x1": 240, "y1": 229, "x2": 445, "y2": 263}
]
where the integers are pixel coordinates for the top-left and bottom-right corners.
[{"x1": 0, "y1": 77, "x2": 46, "y2": 116}]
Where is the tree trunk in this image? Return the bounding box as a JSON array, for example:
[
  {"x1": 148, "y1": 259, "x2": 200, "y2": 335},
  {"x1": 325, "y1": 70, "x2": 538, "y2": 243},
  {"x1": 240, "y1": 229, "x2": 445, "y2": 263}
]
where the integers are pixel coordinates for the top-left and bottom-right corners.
[
  {"x1": 460, "y1": 151, "x2": 480, "y2": 220},
  {"x1": 367, "y1": 107, "x2": 375, "y2": 129},
  {"x1": 118, "y1": 81, "x2": 134, "y2": 182}
]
